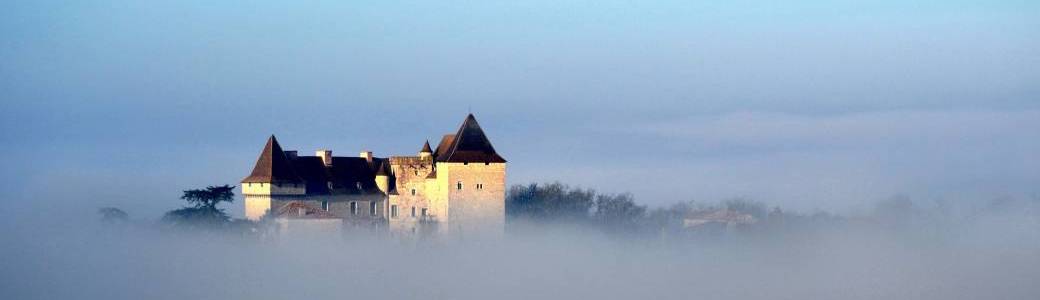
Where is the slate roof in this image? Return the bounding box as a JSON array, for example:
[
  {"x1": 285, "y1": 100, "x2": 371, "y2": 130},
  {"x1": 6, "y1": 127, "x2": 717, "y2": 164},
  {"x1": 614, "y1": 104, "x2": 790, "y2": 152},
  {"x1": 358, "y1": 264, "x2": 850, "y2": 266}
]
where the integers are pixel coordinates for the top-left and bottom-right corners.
[
  {"x1": 436, "y1": 114, "x2": 506, "y2": 163},
  {"x1": 242, "y1": 135, "x2": 303, "y2": 183},
  {"x1": 420, "y1": 140, "x2": 433, "y2": 153},
  {"x1": 242, "y1": 135, "x2": 391, "y2": 196},
  {"x1": 433, "y1": 134, "x2": 455, "y2": 159},
  {"x1": 275, "y1": 201, "x2": 340, "y2": 219}
]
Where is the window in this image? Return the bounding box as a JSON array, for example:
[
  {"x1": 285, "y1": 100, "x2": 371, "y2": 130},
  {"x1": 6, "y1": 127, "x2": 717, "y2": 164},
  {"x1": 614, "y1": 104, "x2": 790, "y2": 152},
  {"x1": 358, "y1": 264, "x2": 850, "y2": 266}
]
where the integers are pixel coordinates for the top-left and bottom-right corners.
[
  {"x1": 247, "y1": 183, "x2": 252, "y2": 187},
  {"x1": 414, "y1": 170, "x2": 418, "y2": 176},
  {"x1": 411, "y1": 189, "x2": 416, "y2": 196},
  {"x1": 464, "y1": 162, "x2": 468, "y2": 165},
  {"x1": 370, "y1": 201, "x2": 377, "y2": 216},
  {"x1": 457, "y1": 181, "x2": 463, "y2": 190},
  {"x1": 411, "y1": 207, "x2": 416, "y2": 217},
  {"x1": 350, "y1": 202, "x2": 358, "y2": 215},
  {"x1": 421, "y1": 208, "x2": 428, "y2": 217},
  {"x1": 321, "y1": 201, "x2": 329, "y2": 211},
  {"x1": 391, "y1": 205, "x2": 399, "y2": 218},
  {"x1": 476, "y1": 183, "x2": 484, "y2": 190},
  {"x1": 356, "y1": 182, "x2": 362, "y2": 190}
]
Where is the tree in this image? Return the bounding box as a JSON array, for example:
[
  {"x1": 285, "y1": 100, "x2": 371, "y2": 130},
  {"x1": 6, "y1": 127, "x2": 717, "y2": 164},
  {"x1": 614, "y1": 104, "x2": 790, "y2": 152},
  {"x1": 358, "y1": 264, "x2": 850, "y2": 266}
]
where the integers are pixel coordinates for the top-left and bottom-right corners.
[
  {"x1": 98, "y1": 207, "x2": 129, "y2": 224},
  {"x1": 506, "y1": 182, "x2": 595, "y2": 222},
  {"x1": 722, "y1": 198, "x2": 767, "y2": 219},
  {"x1": 593, "y1": 193, "x2": 646, "y2": 232},
  {"x1": 181, "y1": 185, "x2": 235, "y2": 209},
  {"x1": 162, "y1": 185, "x2": 236, "y2": 230}
]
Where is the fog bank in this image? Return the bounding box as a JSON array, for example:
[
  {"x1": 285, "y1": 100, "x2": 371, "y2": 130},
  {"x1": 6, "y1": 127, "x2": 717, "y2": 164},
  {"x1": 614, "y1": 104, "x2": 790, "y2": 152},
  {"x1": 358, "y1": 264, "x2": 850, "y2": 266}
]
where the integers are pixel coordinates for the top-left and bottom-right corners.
[{"x1": 2, "y1": 204, "x2": 1038, "y2": 300}]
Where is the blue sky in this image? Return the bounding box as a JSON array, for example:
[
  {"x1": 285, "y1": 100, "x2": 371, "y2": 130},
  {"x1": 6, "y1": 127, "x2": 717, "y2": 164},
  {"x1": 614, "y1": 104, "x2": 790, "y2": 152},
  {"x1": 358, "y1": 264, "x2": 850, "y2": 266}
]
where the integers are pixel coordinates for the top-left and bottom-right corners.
[{"x1": 1, "y1": 1, "x2": 1038, "y2": 219}]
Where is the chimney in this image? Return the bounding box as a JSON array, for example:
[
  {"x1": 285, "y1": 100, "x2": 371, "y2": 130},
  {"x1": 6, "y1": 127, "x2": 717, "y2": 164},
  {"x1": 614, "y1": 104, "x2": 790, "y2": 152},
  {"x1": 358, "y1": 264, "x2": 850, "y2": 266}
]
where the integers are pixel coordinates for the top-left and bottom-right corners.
[
  {"x1": 316, "y1": 149, "x2": 332, "y2": 166},
  {"x1": 360, "y1": 151, "x2": 373, "y2": 163},
  {"x1": 284, "y1": 150, "x2": 298, "y2": 159}
]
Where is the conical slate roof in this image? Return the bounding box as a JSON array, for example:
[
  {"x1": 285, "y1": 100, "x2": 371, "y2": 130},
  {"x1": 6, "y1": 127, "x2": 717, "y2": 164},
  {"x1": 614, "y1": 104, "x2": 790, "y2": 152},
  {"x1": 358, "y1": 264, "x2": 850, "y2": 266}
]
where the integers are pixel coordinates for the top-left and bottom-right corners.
[
  {"x1": 374, "y1": 161, "x2": 389, "y2": 176},
  {"x1": 242, "y1": 135, "x2": 303, "y2": 183},
  {"x1": 420, "y1": 140, "x2": 433, "y2": 153},
  {"x1": 436, "y1": 114, "x2": 506, "y2": 163}
]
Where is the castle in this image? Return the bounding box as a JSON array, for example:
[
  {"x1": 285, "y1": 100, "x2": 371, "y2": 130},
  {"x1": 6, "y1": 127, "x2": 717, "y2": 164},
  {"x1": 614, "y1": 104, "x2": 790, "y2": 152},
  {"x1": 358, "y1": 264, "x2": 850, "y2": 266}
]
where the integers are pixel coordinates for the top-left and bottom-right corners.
[{"x1": 241, "y1": 114, "x2": 506, "y2": 238}]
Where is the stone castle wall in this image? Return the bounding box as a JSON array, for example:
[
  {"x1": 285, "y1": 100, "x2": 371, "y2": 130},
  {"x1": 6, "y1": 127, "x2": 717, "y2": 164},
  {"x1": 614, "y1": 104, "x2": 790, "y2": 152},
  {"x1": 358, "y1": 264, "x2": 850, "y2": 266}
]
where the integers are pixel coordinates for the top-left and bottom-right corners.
[{"x1": 438, "y1": 162, "x2": 506, "y2": 237}]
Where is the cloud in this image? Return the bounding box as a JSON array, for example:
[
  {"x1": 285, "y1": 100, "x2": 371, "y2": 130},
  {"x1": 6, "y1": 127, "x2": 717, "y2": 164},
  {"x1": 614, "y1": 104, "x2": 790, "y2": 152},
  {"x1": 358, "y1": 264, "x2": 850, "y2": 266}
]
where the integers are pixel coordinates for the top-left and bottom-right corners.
[{"x1": 634, "y1": 109, "x2": 1040, "y2": 152}]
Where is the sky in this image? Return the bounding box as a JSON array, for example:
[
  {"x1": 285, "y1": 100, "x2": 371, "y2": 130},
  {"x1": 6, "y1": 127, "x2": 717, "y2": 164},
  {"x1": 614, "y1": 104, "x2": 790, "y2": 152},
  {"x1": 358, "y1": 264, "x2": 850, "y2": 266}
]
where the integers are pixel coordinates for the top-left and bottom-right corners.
[{"x1": 1, "y1": 0, "x2": 1039, "y2": 219}]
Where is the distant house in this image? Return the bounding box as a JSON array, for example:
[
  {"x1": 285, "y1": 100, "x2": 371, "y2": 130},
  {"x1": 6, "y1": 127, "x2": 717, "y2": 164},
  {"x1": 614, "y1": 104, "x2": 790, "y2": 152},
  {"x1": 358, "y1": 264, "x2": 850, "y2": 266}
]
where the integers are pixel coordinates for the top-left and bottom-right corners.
[
  {"x1": 273, "y1": 201, "x2": 343, "y2": 237},
  {"x1": 683, "y1": 209, "x2": 757, "y2": 231},
  {"x1": 241, "y1": 114, "x2": 507, "y2": 238}
]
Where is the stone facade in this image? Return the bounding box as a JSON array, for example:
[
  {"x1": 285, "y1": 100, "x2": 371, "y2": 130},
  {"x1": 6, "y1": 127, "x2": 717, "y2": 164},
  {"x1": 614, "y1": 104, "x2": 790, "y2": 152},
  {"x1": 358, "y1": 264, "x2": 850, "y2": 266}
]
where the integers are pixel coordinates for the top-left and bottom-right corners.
[{"x1": 241, "y1": 114, "x2": 506, "y2": 238}]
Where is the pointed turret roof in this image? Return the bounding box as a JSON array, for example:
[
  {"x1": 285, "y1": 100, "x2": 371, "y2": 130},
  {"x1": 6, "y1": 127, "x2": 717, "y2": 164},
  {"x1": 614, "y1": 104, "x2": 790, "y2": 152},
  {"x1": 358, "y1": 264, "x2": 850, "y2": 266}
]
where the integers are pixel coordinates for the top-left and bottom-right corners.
[
  {"x1": 436, "y1": 114, "x2": 507, "y2": 163},
  {"x1": 374, "y1": 161, "x2": 389, "y2": 176},
  {"x1": 242, "y1": 135, "x2": 303, "y2": 183},
  {"x1": 420, "y1": 140, "x2": 433, "y2": 153}
]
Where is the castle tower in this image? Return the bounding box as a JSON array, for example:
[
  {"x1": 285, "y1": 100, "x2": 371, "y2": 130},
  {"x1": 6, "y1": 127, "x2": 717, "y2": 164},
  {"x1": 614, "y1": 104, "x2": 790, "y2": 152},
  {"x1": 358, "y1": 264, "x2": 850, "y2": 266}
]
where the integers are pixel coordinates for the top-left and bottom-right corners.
[
  {"x1": 241, "y1": 135, "x2": 306, "y2": 220},
  {"x1": 374, "y1": 162, "x2": 390, "y2": 195},
  {"x1": 431, "y1": 114, "x2": 507, "y2": 237},
  {"x1": 418, "y1": 140, "x2": 433, "y2": 160}
]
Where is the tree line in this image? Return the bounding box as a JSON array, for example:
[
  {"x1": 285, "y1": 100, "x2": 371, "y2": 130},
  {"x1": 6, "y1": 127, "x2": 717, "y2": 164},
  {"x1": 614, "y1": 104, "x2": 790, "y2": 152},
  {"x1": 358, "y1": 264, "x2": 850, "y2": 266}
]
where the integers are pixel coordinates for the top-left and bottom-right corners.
[{"x1": 99, "y1": 181, "x2": 1040, "y2": 239}]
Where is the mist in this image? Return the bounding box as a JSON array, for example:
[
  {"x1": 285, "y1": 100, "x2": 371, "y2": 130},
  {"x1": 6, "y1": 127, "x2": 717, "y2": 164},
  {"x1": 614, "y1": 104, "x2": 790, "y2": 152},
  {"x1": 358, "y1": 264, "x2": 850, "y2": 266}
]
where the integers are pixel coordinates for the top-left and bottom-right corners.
[{"x1": 2, "y1": 193, "x2": 1039, "y2": 300}]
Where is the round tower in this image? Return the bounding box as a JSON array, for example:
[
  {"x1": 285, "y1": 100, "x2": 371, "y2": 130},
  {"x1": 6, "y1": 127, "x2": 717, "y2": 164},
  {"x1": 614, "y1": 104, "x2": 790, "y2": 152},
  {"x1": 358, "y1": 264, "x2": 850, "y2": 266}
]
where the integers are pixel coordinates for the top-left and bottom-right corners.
[{"x1": 418, "y1": 140, "x2": 433, "y2": 160}]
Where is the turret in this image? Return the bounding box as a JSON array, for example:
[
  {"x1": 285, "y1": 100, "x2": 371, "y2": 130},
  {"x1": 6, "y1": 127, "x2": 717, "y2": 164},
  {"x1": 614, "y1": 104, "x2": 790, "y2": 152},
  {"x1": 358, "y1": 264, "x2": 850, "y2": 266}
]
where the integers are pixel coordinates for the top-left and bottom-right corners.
[
  {"x1": 242, "y1": 135, "x2": 306, "y2": 220},
  {"x1": 418, "y1": 140, "x2": 433, "y2": 160},
  {"x1": 375, "y1": 162, "x2": 390, "y2": 195}
]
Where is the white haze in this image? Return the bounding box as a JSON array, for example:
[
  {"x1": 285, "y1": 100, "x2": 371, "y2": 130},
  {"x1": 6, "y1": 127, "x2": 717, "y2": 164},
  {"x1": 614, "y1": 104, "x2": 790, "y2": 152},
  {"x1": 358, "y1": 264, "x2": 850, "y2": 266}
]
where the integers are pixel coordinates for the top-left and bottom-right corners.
[{"x1": 2, "y1": 201, "x2": 1038, "y2": 300}]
